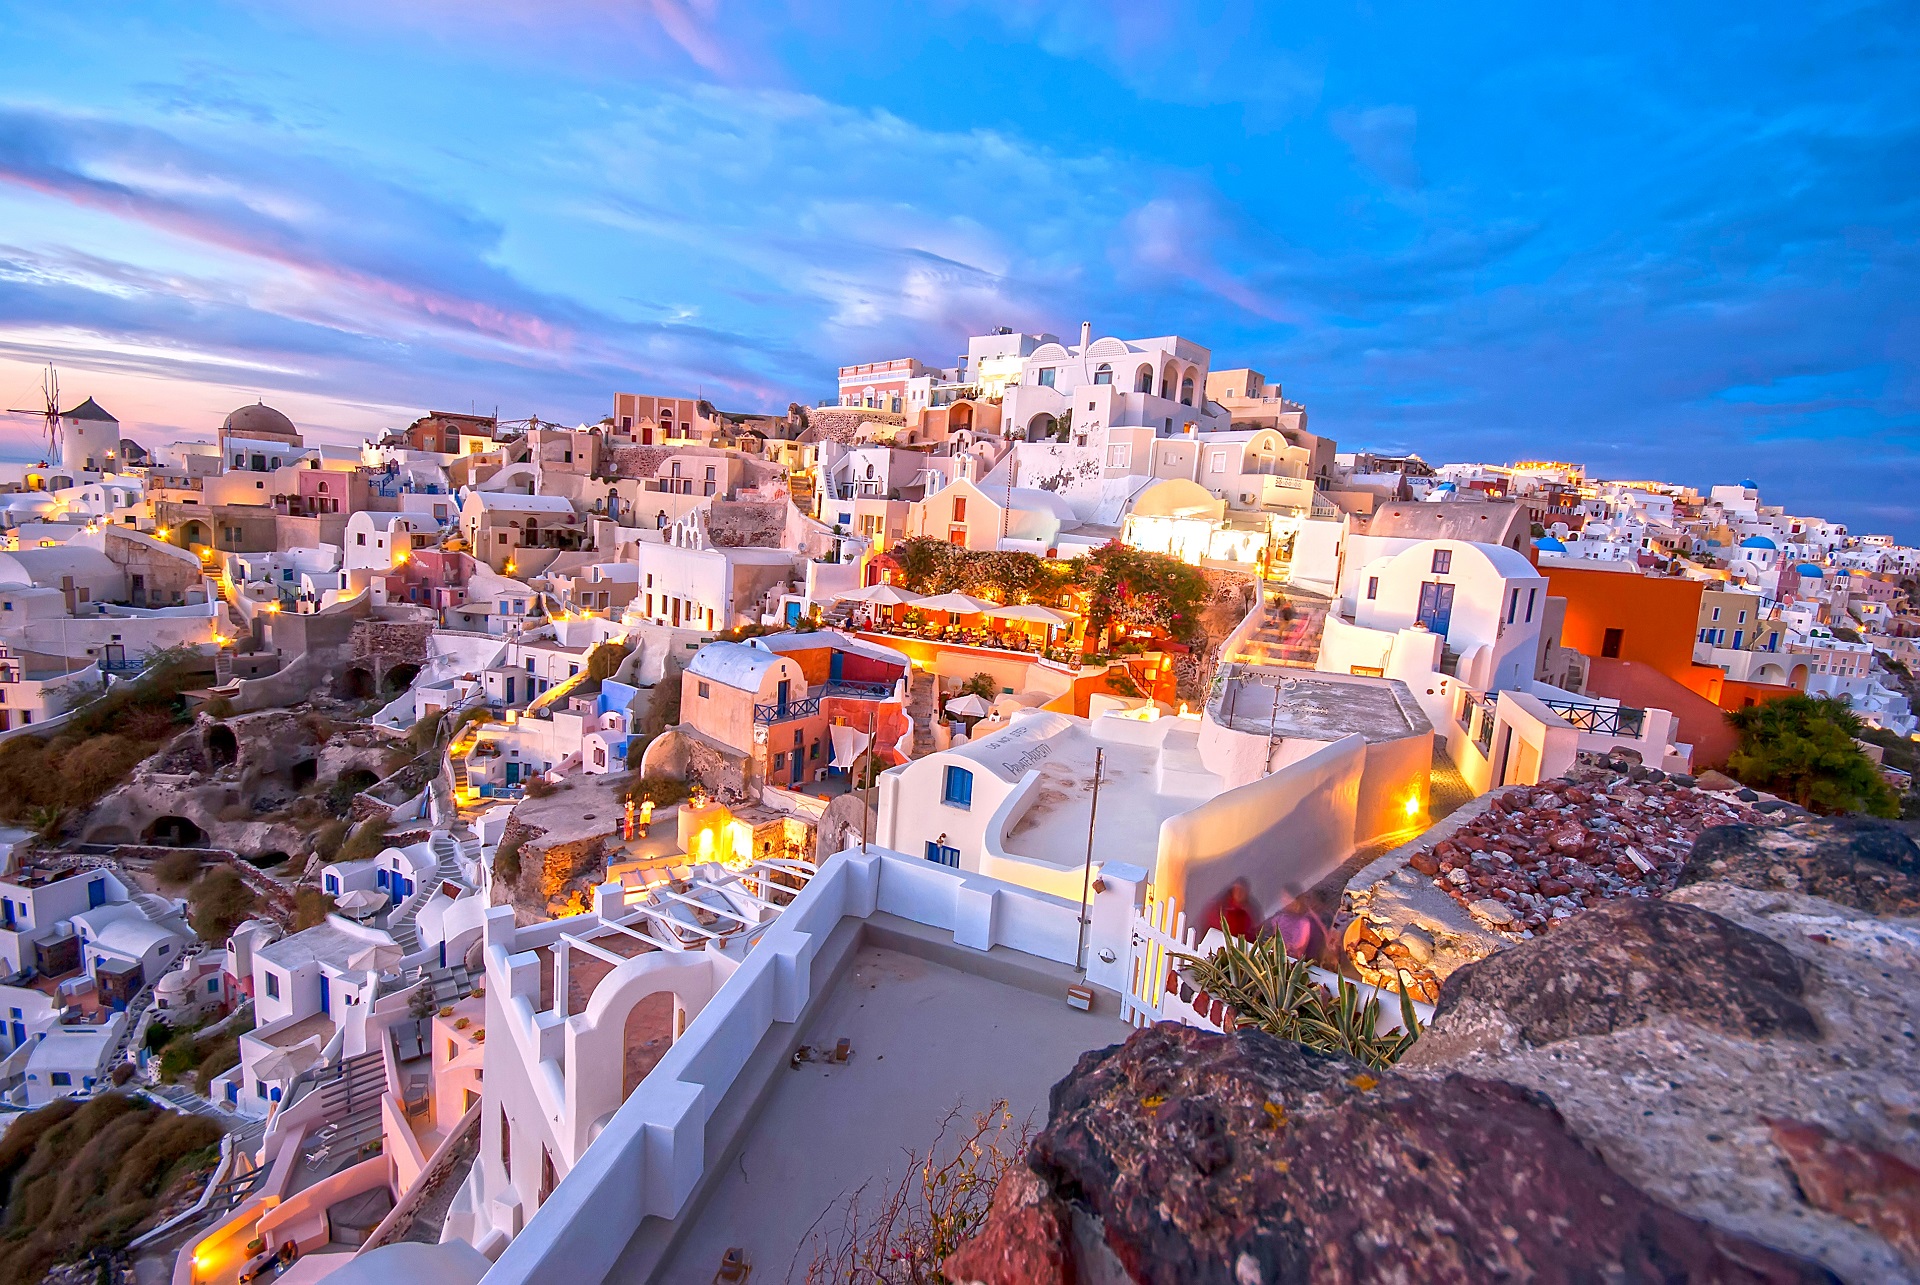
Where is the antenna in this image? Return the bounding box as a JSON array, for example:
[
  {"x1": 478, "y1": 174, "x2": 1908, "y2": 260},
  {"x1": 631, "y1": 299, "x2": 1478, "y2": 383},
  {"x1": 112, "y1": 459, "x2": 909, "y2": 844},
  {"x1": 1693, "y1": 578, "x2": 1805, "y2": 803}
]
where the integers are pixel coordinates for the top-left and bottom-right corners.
[{"x1": 6, "y1": 363, "x2": 61, "y2": 462}]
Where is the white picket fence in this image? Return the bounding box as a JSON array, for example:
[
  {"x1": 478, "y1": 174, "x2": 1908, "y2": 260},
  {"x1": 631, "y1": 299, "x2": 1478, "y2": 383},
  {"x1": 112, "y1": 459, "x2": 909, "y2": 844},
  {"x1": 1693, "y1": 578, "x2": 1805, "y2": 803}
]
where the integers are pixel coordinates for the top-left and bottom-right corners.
[{"x1": 1119, "y1": 890, "x2": 1433, "y2": 1036}]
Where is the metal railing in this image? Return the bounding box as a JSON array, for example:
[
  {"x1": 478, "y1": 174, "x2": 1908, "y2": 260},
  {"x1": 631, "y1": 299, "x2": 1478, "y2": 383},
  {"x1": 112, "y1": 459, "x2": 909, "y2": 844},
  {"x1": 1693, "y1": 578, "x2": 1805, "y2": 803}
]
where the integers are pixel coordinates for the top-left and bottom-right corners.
[
  {"x1": 824, "y1": 679, "x2": 894, "y2": 701},
  {"x1": 1541, "y1": 698, "x2": 1647, "y2": 738},
  {"x1": 754, "y1": 694, "x2": 822, "y2": 725}
]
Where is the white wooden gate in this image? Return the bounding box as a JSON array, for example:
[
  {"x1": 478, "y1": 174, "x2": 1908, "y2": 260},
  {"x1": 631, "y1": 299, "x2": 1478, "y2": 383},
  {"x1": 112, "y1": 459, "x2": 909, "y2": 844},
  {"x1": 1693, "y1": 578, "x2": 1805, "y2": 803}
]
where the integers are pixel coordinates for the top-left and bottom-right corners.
[{"x1": 1120, "y1": 893, "x2": 1196, "y2": 1027}]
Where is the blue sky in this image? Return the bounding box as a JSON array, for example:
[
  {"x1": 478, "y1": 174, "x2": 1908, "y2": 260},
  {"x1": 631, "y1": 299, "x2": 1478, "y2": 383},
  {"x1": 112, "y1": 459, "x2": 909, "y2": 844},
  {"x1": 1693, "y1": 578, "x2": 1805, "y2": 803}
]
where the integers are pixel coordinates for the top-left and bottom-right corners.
[{"x1": 1, "y1": 1, "x2": 1916, "y2": 536}]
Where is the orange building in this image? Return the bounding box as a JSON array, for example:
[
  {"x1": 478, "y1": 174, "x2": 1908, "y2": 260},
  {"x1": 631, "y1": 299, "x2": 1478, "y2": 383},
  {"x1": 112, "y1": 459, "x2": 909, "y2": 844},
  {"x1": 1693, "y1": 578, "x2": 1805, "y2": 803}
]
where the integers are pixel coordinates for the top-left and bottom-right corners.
[{"x1": 1543, "y1": 565, "x2": 1800, "y2": 768}]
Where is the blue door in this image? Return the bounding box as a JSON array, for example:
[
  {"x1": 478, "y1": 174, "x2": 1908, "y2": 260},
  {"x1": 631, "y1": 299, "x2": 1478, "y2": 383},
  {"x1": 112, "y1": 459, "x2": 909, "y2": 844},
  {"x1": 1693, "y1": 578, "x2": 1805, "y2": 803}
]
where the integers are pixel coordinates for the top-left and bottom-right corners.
[
  {"x1": 785, "y1": 601, "x2": 802, "y2": 626},
  {"x1": 505, "y1": 676, "x2": 516, "y2": 704},
  {"x1": 87, "y1": 878, "x2": 107, "y2": 909},
  {"x1": 829, "y1": 651, "x2": 844, "y2": 682},
  {"x1": 319, "y1": 975, "x2": 330, "y2": 1015},
  {"x1": 505, "y1": 762, "x2": 521, "y2": 786},
  {"x1": 776, "y1": 679, "x2": 790, "y2": 710},
  {"x1": 1416, "y1": 582, "x2": 1455, "y2": 636}
]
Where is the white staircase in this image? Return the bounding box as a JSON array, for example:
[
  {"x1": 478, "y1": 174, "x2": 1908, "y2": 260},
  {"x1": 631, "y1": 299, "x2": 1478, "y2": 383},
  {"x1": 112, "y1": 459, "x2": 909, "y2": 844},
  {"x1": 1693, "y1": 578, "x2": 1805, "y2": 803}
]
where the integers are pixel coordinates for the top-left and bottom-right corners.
[{"x1": 387, "y1": 831, "x2": 469, "y2": 955}]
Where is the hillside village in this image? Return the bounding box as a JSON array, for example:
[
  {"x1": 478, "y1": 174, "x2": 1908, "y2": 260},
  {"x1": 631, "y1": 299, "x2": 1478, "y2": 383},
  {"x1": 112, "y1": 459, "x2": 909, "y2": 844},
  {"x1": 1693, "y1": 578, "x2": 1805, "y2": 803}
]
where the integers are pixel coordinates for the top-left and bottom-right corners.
[{"x1": 1, "y1": 327, "x2": 1917, "y2": 1283}]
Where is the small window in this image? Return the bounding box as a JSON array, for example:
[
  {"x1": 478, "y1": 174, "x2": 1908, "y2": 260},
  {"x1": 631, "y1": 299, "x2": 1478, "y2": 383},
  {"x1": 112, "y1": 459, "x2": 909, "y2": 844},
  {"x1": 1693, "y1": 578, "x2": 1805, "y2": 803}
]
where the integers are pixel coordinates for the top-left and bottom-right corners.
[
  {"x1": 208, "y1": 978, "x2": 220, "y2": 994},
  {"x1": 773, "y1": 751, "x2": 786, "y2": 772},
  {"x1": 1431, "y1": 549, "x2": 1452, "y2": 574},
  {"x1": 698, "y1": 681, "x2": 710, "y2": 699},
  {"x1": 1601, "y1": 628, "x2": 1624, "y2": 659},
  {"x1": 943, "y1": 765, "x2": 974, "y2": 809},
  {"x1": 1366, "y1": 577, "x2": 1379, "y2": 601},
  {"x1": 51, "y1": 1071, "x2": 71, "y2": 1087},
  {"x1": 1711, "y1": 606, "x2": 1720, "y2": 621},
  {"x1": 265, "y1": 972, "x2": 281, "y2": 1000},
  {"x1": 952, "y1": 497, "x2": 967, "y2": 521},
  {"x1": 1037, "y1": 368, "x2": 1056, "y2": 387},
  {"x1": 356, "y1": 533, "x2": 366, "y2": 546},
  {"x1": 1506, "y1": 589, "x2": 1520, "y2": 624},
  {"x1": 1525, "y1": 588, "x2": 1537, "y2": 623},
  {"x1": 1093, "y1": 363, "x2": 1112, "y2": 385}
]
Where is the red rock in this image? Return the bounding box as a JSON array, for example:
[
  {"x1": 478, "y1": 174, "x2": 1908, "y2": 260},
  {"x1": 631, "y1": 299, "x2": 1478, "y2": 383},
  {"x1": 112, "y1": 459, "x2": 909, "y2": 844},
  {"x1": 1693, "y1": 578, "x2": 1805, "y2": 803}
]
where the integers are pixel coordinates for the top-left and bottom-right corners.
[
  {"x1": 1768, "y1": 1118, "x2": 1920, "y2": 1261},
  {"x1": 1539, "y1": 878, "x2": 1573, "y2": 898},
  {"x1": 942, "y1": 1165, "x2": 1074, "y2": 1285},
  {"x1": 1408, "y1": 849, "x2": 1441, "y2": 877}
]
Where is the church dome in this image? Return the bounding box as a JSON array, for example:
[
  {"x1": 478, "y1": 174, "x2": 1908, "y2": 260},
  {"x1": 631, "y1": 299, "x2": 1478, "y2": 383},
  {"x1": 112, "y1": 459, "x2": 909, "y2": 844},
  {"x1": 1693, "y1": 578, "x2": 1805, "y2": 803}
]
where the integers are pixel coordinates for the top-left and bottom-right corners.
[{"x1": 223, "y1": 401, "x2": 298, "y2": 438}]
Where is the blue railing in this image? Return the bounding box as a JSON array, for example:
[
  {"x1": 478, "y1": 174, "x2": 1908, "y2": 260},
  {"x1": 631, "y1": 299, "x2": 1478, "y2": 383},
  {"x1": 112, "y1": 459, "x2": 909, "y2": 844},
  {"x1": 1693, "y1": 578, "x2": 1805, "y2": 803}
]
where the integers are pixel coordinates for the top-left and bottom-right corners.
[
  {"x1": 754, "y1": 694, "x2": 822, "y2": 725},
  {"x1": 824, "y1": 680, "x2": 895, "y2": 700},
  {"x1": 1541, "y1": 699, "x2": 1647, "y2": 738}
]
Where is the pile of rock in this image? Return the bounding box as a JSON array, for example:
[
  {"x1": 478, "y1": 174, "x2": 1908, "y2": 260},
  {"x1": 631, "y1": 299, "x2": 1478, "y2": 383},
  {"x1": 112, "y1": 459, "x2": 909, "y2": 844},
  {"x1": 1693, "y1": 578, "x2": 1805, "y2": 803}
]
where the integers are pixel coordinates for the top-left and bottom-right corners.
[
  {"x1": 1340, "y1": 919, "x2": 1441, "y2": 1003},
  {"x1": 1408, "y1": 769, "x2": 1772, "y2": 939}
]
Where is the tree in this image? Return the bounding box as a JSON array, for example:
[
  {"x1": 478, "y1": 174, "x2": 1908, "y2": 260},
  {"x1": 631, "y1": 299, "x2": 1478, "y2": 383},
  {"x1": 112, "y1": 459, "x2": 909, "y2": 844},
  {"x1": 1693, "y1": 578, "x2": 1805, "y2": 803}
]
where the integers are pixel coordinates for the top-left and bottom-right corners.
[
  {"x1": 959, "y1": 672, "x2": 998, "y2": 701},
  {"x1": 1726, "y1": 695, "x2": 1899, "y2": 818}
]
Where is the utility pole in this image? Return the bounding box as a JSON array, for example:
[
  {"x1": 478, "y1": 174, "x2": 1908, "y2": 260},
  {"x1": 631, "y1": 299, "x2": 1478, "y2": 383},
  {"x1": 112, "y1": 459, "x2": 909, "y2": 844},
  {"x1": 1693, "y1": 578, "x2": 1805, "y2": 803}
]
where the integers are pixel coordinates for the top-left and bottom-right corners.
[
  {"x1": 999, "y1": 451, "x2": 1017, "y2": 544},
  {"x1": 1075, "y1": 747, "x2": 1104, "y2": 971},
  {"x1": 860, "y1": 703, "x2": 875, "y2": 852}
]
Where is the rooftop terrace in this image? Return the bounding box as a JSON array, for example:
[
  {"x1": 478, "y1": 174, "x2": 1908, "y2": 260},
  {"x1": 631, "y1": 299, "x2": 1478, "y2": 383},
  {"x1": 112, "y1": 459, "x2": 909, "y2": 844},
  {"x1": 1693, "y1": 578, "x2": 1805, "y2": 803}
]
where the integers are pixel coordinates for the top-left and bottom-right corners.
[{"x1": 629, "y1": 924, "x2": 1129, "y2": 1282}]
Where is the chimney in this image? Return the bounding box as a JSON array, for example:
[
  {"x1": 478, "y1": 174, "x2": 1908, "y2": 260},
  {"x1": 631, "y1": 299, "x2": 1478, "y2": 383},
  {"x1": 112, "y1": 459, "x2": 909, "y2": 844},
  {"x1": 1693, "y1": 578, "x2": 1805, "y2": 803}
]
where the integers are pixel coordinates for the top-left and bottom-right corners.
[{"x1": 1080, "y1": 321, "x2": 1092, "y2": 351}]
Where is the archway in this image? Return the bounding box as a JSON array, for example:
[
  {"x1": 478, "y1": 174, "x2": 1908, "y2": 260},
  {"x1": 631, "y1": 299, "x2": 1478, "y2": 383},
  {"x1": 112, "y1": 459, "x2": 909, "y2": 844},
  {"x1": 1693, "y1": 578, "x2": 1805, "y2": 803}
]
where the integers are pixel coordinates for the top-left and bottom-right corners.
[
  {"x1": 949, "y1": 403, "x2": 973, "y2": 431},
  {"x1": 289, "y1": 758, "x2": 319, "y2": 790},
  {"x1": 1180, "y1": 373, "x2": 1195, "y2": 406},
  {"x1": 248, "y1": 850, "x2": 291, "y2": 869},
  {"x1": 338, "y1": 667, "x2": 375, "y2": 700},
  {"x1": 1134, "y1": 365, "x2": 1154, "y2": 394},
  {"x1": 622, "y1": 991, "x2": 677, "y2": 1100},
  {"x1": 145, "y1": 815, "x2": 206, "y2": 847},
  {"x1": 1027, "y1": 413, "x2": 1058, "y2": 439},
  {"x1": 206, "y1": 724, "x2": 238, "y2": 770},
  {"x1": 1161, "y1": 360, "x2": 1178, "y2": 398},
  {"x1": 384, "y1": 663, "x2": 421, "y2": 694},
  {"x1": 180, "y1": 520, "x2": 211, "y2": 548}
]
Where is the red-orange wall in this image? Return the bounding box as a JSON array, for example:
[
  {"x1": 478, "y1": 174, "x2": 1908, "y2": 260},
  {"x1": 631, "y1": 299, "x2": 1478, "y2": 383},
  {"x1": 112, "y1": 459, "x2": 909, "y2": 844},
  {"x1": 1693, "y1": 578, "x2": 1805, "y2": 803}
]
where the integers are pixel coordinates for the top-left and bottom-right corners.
[{"x1": 1544, "y1": 566, "x2": 1703, "y2": 679}]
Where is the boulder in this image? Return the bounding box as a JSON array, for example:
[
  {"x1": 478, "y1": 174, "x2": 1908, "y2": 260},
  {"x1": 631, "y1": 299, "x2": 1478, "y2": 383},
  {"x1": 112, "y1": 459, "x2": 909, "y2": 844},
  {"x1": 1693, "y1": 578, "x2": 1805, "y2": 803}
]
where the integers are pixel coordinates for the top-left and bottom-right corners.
[
  {"x1": 947, "y1": 1024, "x2": 1832, "y2": 1285},
  {"x1": 1405, "y1": 898, "x2": 1818, "y2": 1061},
  {"x1": 1682, "y1": 818, "x2": 1920, "y2": 915}
]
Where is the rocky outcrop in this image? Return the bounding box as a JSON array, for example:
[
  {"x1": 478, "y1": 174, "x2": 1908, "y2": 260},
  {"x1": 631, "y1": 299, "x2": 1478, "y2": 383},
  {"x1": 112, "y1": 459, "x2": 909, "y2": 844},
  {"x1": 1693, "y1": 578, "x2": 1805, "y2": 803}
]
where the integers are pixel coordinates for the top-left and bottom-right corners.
[
  {"x1": 951, "y1": 819, "x2": 1920, "y2": 1283},
  {"x1": 948, "y1": 1024, "x2": 1832, "y2": 1285},
  {"x1": 1401, "y1": 820, "x2": 1920, "y2": 1283},
  {"x1": 1412, "y1": 897, "x2": 1818, "y2": 1054},
  {"x1": 1682, "y1": 818, "x2": 1920, "y2": 914}
]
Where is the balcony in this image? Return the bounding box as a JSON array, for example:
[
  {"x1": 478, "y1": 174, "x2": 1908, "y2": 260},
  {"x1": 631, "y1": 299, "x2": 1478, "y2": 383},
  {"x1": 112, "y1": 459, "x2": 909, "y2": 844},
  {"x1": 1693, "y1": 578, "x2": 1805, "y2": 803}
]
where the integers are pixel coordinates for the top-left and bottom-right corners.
[
  {"x1": 1540, "y1": 698, "x2": 1647, "y2": 739},
  {"x1": 754, "y1": 694, "x2": 819, "y2": 725}
]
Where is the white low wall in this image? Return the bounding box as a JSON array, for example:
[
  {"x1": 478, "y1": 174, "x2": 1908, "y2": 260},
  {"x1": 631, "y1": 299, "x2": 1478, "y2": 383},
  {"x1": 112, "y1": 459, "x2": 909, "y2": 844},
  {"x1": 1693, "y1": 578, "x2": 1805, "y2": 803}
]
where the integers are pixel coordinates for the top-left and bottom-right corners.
[
  {"x1": 479, "y1": 846, "x2": 1134, "y2": 1285},
  {"x1": 1156, "y1": 733, "x2": 1364, "y2": 921}
]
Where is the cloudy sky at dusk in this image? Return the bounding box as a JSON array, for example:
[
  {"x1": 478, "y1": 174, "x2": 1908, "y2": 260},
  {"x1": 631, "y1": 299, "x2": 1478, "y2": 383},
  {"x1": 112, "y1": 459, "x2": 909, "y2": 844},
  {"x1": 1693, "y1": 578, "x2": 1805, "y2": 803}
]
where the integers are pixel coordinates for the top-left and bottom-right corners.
[{"x1": 1, "y1": 2, "x2": 1915, "y2": 535}]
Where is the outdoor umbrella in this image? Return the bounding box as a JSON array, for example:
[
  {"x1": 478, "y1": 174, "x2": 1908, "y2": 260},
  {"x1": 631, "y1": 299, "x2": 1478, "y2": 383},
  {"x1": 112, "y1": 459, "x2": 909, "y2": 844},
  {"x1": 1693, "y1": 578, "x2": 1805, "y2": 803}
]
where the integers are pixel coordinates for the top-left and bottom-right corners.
[
  {"x1": 985, "y1": 603, "x2": 1075, "y2": 627},
  {"x1": 913, "y1": 592, "x2": 995, "y2": 618},
  {"x1": 333, "y1": 888, "x2": 388, "y2": 917},
  {"x1": 944, "y1": 693, "x2": 994, "y2": 718},
  {"x1": 251, "y1": 1041, "x2": 323, "y2": 1083},
  {"x1": 834, "y1": 584, "x2": 923, "y2": 607},
  {"x1": 348, "y1": 941, "x2": 405, "y2": 973}
]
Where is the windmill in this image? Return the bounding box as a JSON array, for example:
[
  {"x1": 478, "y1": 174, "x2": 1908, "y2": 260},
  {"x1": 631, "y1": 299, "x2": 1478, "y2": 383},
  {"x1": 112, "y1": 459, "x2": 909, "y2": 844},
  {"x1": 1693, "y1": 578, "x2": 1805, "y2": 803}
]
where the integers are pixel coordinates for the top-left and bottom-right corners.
[{"x1": 5, "y1": 363, "x2": 61, "y2": 465}]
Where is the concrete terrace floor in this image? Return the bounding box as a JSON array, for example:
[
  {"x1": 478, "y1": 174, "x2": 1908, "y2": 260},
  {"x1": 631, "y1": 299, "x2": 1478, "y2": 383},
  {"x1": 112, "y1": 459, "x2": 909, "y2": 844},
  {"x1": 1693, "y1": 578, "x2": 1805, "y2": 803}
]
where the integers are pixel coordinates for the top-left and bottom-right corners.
[
  {"x1": 999, "y1": 730, "x2": 1190, "y2": 872},
  {"x1": 642, "y1": 942, "x2": 1131, "y2": 1282}
]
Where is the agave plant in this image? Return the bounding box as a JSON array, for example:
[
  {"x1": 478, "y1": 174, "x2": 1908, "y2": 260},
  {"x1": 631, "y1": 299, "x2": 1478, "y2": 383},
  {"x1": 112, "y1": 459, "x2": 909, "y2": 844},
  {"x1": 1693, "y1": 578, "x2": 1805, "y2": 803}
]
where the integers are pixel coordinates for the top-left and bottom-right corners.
[{"x1": 1176, "y1": 931, "x2": 1423, "y2": 1070}]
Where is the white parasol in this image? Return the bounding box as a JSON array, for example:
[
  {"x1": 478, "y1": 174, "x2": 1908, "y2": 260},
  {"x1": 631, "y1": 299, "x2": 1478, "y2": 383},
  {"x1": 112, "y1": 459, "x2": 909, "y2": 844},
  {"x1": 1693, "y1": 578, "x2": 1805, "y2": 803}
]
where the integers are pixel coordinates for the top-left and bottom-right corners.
[
  {"x1": 944, "y1": 693, "x2": 993, "y2": 718},
  {"x1": 834, "y1": 583, "x2": 923, "y2": 607},
  {"x1": 913, "y1": 592, "x2": 995, "y2": 617}
]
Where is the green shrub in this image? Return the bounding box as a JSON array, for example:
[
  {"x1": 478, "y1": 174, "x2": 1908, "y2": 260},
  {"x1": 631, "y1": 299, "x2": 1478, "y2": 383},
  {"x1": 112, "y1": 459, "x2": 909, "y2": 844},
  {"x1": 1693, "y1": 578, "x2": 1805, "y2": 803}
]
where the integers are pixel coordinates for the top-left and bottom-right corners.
[
  {"x1": 334, "y1": 817, "x2": 392, "y2": 866},
  {"x1": 154, "y1": 850, "x2": 203, "y2": 886},
  {"x1": 1176, "y1": 932, "x2": 1422, "y2": 1070},
  {"x1": 621, "y1": 776, "x2": 690, "y2": 810},
  {"x1": 0, "y1": 1092, "x2": 221, "y2": 1282},
  {"x1": 292, "y1": 887, "x2": 336, "y2": 930},
  {"x1": 186, "y1": 868, "x2": 256, "y2": 944},
  {"x1": 494, "y1": 832, "x2": 524, "y2": 887},
  {"x1": 1727, "y1": 695, "x2": 1900, "y2": 817}
]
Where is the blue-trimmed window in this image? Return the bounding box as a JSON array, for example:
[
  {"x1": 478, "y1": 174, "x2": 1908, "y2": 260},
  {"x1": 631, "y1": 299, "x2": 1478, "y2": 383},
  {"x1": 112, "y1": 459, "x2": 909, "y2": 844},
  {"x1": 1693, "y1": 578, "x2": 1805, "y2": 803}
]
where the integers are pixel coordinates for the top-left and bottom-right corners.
[
  {"x1": 1431, "y1": 549, "x2": 1452, "y2": 574},
  {"x1": 1365, "y1": 577, "x2": 1378, "y2": 600},
  {"x1": 942, "y1": 766, "x2": 974, "y2": 809},
  {"x1": 377, "y1": 869, "x2": 389, "y2": 888}
]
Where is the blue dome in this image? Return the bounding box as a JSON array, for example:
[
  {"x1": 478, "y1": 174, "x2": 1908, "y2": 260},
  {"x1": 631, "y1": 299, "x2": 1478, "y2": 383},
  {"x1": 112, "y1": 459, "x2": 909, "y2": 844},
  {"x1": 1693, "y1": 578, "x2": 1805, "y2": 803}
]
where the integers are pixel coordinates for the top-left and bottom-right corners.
[
  {"x1": 1533, "y1": 536, "x2": 1567, "y2": 551},
  {"x1": 1739, "y1": 535, "x2": 1777, "y2": 550},
  {"x1": 1738, "y1": 479, "x2": 1760, "y2": 489},
  {"x1": 1796, "y1": 563, "x2": 1824, "y2": 576},
  {"x1": 1433, "y1": 480, "x2": 1457, "y2": 491}
]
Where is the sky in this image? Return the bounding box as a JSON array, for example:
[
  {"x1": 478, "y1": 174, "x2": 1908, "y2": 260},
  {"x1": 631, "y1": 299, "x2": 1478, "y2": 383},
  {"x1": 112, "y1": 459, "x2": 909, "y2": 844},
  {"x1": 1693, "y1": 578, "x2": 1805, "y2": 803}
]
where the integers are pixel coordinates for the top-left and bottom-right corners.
[{"x1": 0, "y1": 1, "x2": 1916, "y2": 536}]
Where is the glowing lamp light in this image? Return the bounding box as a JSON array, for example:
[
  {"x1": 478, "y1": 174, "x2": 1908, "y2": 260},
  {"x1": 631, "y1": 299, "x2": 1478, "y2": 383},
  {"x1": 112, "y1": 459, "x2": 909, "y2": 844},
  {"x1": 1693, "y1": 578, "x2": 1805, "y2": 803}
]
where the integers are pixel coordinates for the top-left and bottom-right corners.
[
  {"x1": 696, "y1": 828, "x2": 715, "y2": 861},
  {"x1": 1403, "y1": 794, "x2": 1422, "y2": 819}
]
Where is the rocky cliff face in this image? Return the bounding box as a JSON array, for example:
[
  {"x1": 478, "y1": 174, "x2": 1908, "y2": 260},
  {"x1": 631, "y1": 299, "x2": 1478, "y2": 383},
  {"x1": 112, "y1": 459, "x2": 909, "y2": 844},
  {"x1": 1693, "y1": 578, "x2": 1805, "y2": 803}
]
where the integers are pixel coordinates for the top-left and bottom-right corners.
[{"x1": 948, "y1": 818, "x2": 1920, "y2": 1283}]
